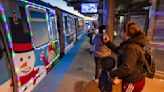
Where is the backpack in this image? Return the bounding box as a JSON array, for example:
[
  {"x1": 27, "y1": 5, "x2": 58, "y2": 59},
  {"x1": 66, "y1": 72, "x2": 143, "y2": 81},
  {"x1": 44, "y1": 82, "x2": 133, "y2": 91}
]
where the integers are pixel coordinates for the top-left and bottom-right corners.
[{"x1": 140, "y1": 50, "x2": 155, "y2": 78}]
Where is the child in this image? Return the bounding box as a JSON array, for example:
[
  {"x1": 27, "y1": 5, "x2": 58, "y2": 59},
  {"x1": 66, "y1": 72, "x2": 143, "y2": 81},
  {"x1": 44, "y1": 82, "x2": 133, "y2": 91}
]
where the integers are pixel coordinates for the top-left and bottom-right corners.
[{"x1": 99, "y1": 57, "x2": 115, "y2": 92}]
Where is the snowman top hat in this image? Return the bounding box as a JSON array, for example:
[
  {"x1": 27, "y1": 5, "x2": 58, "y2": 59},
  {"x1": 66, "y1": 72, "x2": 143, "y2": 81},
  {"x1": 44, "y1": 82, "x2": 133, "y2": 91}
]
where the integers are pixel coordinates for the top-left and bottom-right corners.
[
  {"x1": 9, "y1": 10, "x2": 33, "y2": 53},
  {"x1": 13, "y1": 43, "x2": 33, "y2": 53}
]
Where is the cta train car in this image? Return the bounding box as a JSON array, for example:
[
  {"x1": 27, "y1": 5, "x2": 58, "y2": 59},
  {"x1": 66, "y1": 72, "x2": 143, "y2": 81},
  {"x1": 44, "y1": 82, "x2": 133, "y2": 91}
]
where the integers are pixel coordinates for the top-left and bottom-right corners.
[
  {"x1": 0, "y1": 0, "x2": 86, "y2": 91},
  {"x1": 0, "y1": 0, "x2": 61, "y2": 92},
  {"x1": 55, "y1": 7, "x2": 86, "y2": 55}
]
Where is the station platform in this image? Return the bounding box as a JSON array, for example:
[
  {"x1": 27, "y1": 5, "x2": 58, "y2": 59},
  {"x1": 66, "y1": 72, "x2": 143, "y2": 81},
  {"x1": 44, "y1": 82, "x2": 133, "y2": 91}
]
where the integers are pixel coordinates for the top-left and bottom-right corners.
[{"x1": 32, "y1": 34, "x2": 164, "y2": 92}]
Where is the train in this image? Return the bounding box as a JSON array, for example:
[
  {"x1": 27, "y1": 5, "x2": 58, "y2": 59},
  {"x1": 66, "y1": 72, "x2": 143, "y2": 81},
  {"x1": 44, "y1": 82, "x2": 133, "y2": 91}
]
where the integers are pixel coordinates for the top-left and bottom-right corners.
[{"x1": 0, "y1": 0, "x2": 86, "y2": 92}]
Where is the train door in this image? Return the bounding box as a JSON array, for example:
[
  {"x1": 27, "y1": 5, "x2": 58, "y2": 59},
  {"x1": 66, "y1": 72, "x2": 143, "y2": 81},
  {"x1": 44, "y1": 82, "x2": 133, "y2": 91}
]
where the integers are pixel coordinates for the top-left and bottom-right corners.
[
  {"x1": 24, "y1": 5, "x2": 53, "y2": 91},
  {"x1": 48, "y1": 10, "x2": 60, "y2": 65},
  {"x1": 64, "y1": 16, "x2": 71, "y2": 45},
  {"x1": 72, "y1": 16, "x2": 77, "y2": 43},
  {"x1": 63, "y1": 13, "x2": 74, "y2": 53},
  {"x1": 74, "y1": 18, "x2": 78, "y2": 41},
  {"x1": 55, "y1": 8, "x2": 65, "y2": 57}
]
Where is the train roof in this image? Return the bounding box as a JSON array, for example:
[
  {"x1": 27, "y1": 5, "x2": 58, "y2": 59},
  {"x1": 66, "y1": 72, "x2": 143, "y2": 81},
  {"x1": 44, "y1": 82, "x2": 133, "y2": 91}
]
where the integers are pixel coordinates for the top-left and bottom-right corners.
[{"x1": 25, "y1": 0, "x2": 84, "y2": 19}]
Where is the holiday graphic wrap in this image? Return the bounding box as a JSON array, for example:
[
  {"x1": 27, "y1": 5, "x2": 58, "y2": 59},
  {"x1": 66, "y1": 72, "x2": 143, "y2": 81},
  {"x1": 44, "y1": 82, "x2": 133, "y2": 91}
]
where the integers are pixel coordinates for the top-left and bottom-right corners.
[{"x1": 40, "y1": 42, "x2": 56, "y2": 74}]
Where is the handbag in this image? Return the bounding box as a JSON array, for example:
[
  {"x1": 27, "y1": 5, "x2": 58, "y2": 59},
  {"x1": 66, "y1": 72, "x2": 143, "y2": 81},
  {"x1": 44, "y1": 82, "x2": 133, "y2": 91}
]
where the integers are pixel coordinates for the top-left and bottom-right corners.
[{"x1": 140, "y1": 51, "x2": 155, "y2": 78}]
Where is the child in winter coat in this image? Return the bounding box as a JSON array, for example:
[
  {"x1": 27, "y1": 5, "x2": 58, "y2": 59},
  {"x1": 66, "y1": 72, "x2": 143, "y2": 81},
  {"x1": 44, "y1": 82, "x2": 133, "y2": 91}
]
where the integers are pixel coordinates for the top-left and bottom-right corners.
[
  {"x1": 92, "y1": 25, "x2": 112, "y2": 80},
  {"x1": 99, "y1": 57, "x2": 115, "y2": 92}
]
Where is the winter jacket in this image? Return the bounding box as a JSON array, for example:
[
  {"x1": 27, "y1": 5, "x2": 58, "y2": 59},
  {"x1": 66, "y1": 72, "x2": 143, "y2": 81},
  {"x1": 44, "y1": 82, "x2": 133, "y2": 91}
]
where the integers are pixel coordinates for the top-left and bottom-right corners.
[
  {"x1": 107, "y1": 31, "x2": 147, "y2": 83},
  {"x1": 92, "y1": 34, "x2": 111, "y2": 58},
  {"x1": 99, "y1": 57, "x2": 115, "y2": 92}
]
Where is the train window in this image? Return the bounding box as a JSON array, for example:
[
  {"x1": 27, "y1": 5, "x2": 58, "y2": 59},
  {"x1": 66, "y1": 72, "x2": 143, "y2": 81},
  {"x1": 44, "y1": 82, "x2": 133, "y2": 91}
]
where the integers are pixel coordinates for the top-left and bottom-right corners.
[
  {"x1": 130, "y1": 15, "x2": 146, "y2": 31},
  {"x1": 67, "y1": 17, "x2": 73, "y2": 33},
  {"x1": 28, "y1": 8, "x2": 49, "y2": 48},
  {"x1": 64, "y1": 16, "x2": 69, "y2": 35},
  {"x1": 68, "y1": 17, "x2": 74, "y2": 33},
  {"x1": 50, "y1": 16, "x2": 58, "y2": 41}
]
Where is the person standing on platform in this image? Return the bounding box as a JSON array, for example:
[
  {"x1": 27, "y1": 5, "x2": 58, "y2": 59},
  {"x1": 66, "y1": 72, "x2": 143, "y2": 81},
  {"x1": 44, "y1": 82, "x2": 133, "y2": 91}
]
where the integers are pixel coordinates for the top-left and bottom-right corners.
[
  {"x1": 103, "y1": 21, "x2": 146, "y2": 92},
  {"x1": 88, "y1": 27, "x2": 95, "y2": 54},
  {"x1": 88, "y1": 21, "x2": 99, "y2": 54},
  {"x1": 92, "y1": 25, "x2": 112, "y2": 82}
]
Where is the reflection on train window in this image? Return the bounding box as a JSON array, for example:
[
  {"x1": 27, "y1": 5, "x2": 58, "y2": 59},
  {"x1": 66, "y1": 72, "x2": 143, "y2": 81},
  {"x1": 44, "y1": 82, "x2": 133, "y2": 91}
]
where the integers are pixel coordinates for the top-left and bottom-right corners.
[
  {"x1": 65, "y1": 36, "x2": 70, "y2": 44},
  {"x1": 28, "y1": 8, "x2": 49, "y2": 48},
  {"x1": 130, "y1": 15, "x2": 146, "y2": 31},
  {"x1": 51, "y1": 17, "x2": 58, "y2": 41},
  {"x1": 69, "y1": 34, "x2": 74, "y2": 43},
  {"x1": 72, "y1": 19, "x2": 75, "y2": 33},
  {"x1": 77, "y1": 19, "x2": 84, "y2": 36},
  {"x1": 64, "y1": 16, "x2": 69, "y2": 35},
  {"x1": 67, "y1": 17, "x2": 74, "y2": 33}
]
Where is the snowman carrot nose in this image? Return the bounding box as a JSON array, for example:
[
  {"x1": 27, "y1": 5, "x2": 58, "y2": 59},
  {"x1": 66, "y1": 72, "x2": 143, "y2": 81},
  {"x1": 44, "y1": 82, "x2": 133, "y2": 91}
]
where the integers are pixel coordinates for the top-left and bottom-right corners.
[{"x1": 20, "y1": 62, "x2": 27, "y2": 68}]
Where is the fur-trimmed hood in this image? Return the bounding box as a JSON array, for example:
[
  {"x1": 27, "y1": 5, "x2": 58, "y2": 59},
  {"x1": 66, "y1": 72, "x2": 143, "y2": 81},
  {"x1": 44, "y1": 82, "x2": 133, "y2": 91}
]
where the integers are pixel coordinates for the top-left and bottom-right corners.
[{"x1": 123, "y1": 31, "x2": 147, "y2": 47}]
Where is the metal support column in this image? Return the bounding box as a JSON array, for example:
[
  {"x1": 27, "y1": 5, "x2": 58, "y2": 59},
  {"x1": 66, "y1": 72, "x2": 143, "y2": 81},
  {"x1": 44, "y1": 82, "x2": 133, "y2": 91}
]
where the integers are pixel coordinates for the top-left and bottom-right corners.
[{"x1": 103, "y1": 0, "x2": 116, "y2": 40}]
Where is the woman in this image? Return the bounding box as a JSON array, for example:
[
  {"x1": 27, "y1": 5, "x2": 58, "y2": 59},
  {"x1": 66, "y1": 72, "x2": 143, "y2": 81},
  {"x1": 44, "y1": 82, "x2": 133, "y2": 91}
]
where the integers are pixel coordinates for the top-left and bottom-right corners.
[
  {"x1": 104, "y1": 21, "x2": 146, "y2": 92},
  {"x1": 92, "y1": 25, "x2": 112, "y2": 81}
]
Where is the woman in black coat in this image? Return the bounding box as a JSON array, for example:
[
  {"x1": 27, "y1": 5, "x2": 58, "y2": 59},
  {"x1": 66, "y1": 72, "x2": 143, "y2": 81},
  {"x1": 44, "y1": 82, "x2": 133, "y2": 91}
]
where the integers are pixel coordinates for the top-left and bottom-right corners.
[{"x1": 103, "y1": 21, "x2": 147, "y2": 92}]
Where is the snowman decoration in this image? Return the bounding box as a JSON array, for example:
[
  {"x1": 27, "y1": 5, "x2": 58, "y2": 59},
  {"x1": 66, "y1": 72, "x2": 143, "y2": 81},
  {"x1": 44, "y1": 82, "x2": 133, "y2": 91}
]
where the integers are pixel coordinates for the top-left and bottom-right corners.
[
  {"x1": 10, "y1": 10, "x2": 46, "y2": 92},
  {"x1": 14, "y1": 45, "x2": 46, "y2": 92},
  {"x1": 14, "y1": 48, "x2": 39, "y2": 91}
]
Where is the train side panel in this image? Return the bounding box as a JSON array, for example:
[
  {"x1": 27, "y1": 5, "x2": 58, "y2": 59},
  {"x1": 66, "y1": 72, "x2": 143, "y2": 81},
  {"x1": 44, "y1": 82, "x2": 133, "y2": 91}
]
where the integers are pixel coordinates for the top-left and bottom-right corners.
[
  {"x1": 0, "y1": 0, "x2": 86, "y2": 91},
  {"x1": 0, "y1": 0, "x2": 60, "y2": 91}
]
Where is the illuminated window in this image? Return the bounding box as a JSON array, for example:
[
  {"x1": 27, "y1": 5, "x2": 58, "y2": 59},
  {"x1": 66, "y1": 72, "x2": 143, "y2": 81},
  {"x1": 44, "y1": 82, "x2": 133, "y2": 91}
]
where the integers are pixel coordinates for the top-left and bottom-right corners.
[
  {"x1": 64, "y1": 16, "x2": 69, "y2": 35},
  {"x1": 28, "y1": 8, "x2": 49, "y2": 48},
  {"x1": 50, "y1": 15, "x2": 58, "y2": 41}
]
